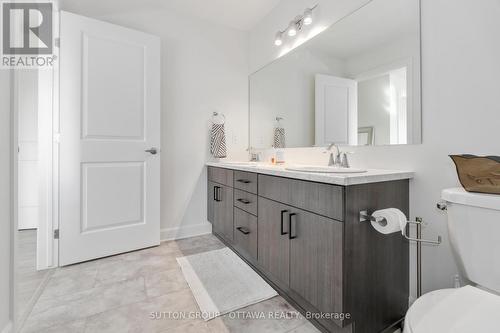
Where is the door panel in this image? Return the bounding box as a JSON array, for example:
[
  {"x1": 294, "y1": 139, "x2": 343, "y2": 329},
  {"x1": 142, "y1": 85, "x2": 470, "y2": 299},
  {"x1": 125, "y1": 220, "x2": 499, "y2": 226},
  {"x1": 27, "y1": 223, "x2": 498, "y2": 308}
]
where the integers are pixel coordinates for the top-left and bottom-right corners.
[
  {"x1": 214, "y1": 184, "x2": 233, "y2": 242},
  {"x1": 83, "y1": 34, "x2": 145, "y2": 139},
  {"x1": 315, "y1": 74, "x2": 357, "y2": 146},
  {"x1": 289, "y1": 208, "x2": 344, "y2": 317},
  {"x1": 59, "y1": 11, "x2": 160, "y2": 266},
  {"x1": 258, "y1": 197, "x2": 290, "y2": 287}
]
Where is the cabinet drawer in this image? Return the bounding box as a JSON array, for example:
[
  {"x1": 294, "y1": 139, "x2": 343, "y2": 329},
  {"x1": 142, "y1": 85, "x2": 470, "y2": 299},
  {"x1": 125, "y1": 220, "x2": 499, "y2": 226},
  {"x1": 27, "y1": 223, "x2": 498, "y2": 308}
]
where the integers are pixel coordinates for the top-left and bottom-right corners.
[
  {"x1": 234, "y1": 189, "x2": 257, "y2": 216},
  {"x1": 258, "y1": 175, "x2": 344, "y2": 221},
  {"x1": 234, "y1": 171, "x2": 258, "y2": 194},
  {"x1": 234, "y1": 208, "x2": 258, "y2": 262},
  {"x1": 208, "y1": 167, "x2": 233, "y2": 187}
]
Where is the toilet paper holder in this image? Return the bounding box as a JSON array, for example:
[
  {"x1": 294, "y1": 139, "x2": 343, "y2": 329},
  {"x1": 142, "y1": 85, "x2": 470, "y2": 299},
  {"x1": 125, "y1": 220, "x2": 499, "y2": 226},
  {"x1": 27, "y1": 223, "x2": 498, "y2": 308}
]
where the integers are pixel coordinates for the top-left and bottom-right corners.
[{"x1": 359, "y1": 210, "x2": 442, "y2": 245}]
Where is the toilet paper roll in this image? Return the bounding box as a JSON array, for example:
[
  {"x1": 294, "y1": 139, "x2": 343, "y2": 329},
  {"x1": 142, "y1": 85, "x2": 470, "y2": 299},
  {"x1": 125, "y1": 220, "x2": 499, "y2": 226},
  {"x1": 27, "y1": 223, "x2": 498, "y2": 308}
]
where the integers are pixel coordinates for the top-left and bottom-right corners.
[{"x1": 371, "y1": 208, "x2": 408, "y2": 235}]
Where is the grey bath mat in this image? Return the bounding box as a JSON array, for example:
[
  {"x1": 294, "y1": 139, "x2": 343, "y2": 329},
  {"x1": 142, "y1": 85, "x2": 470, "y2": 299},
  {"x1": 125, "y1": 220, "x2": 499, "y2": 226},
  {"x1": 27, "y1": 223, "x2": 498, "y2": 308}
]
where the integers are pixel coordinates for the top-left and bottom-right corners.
[{"x1": 176, "y1": 247, "x2": 278, "y2": 320}]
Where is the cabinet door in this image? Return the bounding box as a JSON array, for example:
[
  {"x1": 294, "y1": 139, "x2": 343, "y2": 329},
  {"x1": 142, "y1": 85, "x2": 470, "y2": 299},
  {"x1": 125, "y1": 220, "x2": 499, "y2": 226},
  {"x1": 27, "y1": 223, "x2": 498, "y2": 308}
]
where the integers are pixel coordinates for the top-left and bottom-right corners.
[
  {"x1": 208, "y1": 181, "x2": 233, "y2": 241},
  {"x1": 213, "y1": 183, "x2": 234, "y2": 242},
  {"x1": 289, "y1": 208, "x2": 344, "y2": 317},
  {"x1": 258, "y1": 197, "x2": 290, "y2": 287},
  {"x1": 207, "y1": 181, "x2": 217, "y2": 225}
]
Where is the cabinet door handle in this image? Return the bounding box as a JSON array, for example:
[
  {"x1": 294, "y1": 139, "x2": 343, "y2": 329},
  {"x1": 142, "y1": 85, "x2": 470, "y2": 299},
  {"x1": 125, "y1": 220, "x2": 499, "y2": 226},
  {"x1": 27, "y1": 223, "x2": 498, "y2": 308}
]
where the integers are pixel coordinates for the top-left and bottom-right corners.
[
  {"x1": 289, "y1": 213, "x2": 297, "y2": 240},
  {"x1": 280, "y1": 210, "x2": 289, "y2": 235},
  {"x1": 236, "y1": 226, "x2": 250, "y2": 235},
  {"x1": 214, "y1": 186, "x2": 222, "y2": 202},
  {"x1": 236, "y1": 179, "x2": 251, "y2": 184},
  {"x1": 237, "y1": 198, "x2": 251, "y2": 205}
]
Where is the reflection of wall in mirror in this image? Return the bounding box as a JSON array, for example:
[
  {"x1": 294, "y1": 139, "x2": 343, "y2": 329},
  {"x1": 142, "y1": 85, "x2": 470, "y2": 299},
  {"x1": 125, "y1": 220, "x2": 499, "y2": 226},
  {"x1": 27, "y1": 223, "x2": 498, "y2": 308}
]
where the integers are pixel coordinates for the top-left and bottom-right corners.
[{"x1": 250, "y1": 48, "x2": 345, "y2": 148}]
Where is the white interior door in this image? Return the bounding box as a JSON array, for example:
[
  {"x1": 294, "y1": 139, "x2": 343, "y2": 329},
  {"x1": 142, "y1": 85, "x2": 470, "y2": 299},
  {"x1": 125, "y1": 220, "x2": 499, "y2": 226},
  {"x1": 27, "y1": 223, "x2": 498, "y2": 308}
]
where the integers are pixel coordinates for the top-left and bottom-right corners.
[
  {"x1": 59, "y1": 11, "x2": 161, "y2": 266},
  {"x1": 315, "y1": 74, "x2": 357, "y2": 146}
]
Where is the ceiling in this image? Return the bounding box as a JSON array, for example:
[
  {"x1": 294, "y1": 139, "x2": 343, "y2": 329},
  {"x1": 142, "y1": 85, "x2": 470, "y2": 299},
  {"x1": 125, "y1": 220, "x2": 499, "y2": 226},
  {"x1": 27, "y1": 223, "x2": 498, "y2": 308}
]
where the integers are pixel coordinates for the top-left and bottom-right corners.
[{"x1": 59, "y1": 0, "x2": 281, "y2": 31}]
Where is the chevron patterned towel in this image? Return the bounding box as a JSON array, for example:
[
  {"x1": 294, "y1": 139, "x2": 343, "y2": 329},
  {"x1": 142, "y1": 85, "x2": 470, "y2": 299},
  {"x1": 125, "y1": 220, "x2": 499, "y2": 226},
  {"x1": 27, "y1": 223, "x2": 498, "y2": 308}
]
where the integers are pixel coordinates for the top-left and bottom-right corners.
[
  {"x1": 210, "y1": 123, "x2": 227, "y2": 158},
  {"x1": 273, "y1": 127, "x2": 286, "y2": 148}
]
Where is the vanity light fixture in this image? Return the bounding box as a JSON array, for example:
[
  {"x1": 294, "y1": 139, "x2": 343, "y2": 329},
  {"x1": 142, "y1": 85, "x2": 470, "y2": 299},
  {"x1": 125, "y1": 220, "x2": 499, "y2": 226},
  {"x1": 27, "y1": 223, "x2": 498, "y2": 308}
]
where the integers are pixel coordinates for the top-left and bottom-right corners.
[
  {"x1": 287, "y1": 20, "x2": 298, "y2": 37},
  {"x1": 274, "y1": 5, "x2": 318, "y2": 47},
  {"x1": 303, "y1": 8, "x2": 313, "y2": 25},
  {"x1": 274, "y1": 31, "x2": 283, "y2": 46}
]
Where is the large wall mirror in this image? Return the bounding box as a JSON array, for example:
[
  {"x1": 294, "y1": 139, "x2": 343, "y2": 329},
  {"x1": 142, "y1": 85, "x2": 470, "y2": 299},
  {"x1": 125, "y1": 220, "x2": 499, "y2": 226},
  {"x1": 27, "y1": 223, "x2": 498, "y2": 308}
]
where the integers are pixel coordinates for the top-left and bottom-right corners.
[{"x1": 249, "y1": 0, "x2": 421, "y2": 148}]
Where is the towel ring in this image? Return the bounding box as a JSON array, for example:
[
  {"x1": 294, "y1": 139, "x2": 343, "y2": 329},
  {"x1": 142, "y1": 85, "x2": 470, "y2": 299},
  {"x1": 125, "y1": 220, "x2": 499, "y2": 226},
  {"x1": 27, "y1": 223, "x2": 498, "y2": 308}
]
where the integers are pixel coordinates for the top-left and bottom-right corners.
[{"x1": 212, "y1": 112, "x2": 225, "y2": 124}]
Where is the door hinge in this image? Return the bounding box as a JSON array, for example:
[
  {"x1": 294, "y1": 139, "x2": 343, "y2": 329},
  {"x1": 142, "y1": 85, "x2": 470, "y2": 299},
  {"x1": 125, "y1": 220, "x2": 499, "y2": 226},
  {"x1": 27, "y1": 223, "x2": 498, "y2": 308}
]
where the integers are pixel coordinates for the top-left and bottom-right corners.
[
  {"x1": 54, "y1": 229, "x2": 60, "y2": 239},
  {"x1": 55, "y1": 37, "x2": 60, "y2": 48}
]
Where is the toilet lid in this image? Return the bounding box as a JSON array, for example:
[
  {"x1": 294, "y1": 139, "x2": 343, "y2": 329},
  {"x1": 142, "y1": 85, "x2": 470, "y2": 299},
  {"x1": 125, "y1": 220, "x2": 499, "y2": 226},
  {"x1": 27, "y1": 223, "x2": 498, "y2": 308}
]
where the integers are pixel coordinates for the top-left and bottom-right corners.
[{"x1": 406, "y1": 286, "x2": 500, "y2": 333}]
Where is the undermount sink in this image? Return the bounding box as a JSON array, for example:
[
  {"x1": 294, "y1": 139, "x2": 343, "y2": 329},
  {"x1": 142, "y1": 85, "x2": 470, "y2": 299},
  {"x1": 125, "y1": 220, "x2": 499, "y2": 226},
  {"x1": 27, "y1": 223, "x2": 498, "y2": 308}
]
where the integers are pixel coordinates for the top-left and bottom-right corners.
[
  {"x1": 286, "y1": 165, "x2": 367, "y2": 174},
  {"x1": 221, "y1": 161, "x2": 258, "y2": 167}
]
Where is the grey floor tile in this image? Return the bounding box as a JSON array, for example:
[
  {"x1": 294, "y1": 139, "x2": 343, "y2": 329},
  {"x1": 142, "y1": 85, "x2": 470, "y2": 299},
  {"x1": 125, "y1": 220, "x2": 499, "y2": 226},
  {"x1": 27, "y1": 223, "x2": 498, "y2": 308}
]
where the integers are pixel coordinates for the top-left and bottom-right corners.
[
  {"x1": 21, "y1": 319, "x2": 88, "y2": 333},
  {"x1": 145, "y1": 267, "x2": 189, "y2": 298},
  {"x1": 161, "y1": 317, "x2": 230, "y2": 333},
  {"x1": 95, "y1": 253, "x2": 179, "y2": 286},
  {"x1": 220, "y1": 296, "x2": 306, "y2": 333},
  {"x1": 84, "y1": 289, "x2": 202, "y2": 333},
  {"x1": 23, "y1": 277, "x2": 147, "y2": 332},
  {"x1": 16, "y1": 230, "x2": 53, "y2": 319},
  {"x1": 22, "y1": 234, "x2": 315, "y2": 333},
  {"x1": 287, "y1": 320, "x2": 321, "y2": 333}
]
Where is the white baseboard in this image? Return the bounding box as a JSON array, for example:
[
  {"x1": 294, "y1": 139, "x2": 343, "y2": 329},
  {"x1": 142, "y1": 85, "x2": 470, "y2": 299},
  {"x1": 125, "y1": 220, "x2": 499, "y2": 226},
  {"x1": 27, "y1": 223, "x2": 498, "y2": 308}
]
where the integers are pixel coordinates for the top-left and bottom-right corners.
[
  {"x1": 1, "y1": 321, "x2": 12, "y2": 333},
  {"x1": 160, "y1": 223, "x2": 212, "y2": 242}
]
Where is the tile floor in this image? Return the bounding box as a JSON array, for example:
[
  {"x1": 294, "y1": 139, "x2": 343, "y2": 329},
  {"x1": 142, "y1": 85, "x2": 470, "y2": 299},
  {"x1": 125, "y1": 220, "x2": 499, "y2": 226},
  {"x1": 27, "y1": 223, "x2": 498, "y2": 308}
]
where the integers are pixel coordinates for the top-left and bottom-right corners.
[
  {"x1": 20, "y1": 234, "x2": 320, "y2": 333},
  {"x1": 16, "y1": 230, "x2": 53, "y2": 321}
]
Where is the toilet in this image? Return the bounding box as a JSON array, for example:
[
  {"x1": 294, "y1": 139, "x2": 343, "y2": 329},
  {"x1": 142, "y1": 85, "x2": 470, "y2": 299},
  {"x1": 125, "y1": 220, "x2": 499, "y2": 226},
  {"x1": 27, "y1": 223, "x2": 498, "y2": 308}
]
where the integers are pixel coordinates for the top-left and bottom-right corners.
[{"x1": 404, "y1": 188, "x2": 500, "y2": 333}]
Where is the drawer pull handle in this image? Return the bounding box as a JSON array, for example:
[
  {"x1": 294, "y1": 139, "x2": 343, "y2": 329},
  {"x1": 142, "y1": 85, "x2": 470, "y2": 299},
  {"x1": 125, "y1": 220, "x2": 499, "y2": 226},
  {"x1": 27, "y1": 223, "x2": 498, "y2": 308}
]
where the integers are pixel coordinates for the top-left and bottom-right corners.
[
  {"x1": 236, "y1": 179, "x2": 251, "y2": 184},
  {"x1": 236, "y1": 227, "x2": 251, "y2": 235},
  {"x1": 289, "y1": 213, "x2": 297, "y2": 240},
  {"x1": 280, "y1": 210, "x2": 289, "y2": 235},
  {"x1": 237, "y1": 198, "x2": 251, "y2": 205}
]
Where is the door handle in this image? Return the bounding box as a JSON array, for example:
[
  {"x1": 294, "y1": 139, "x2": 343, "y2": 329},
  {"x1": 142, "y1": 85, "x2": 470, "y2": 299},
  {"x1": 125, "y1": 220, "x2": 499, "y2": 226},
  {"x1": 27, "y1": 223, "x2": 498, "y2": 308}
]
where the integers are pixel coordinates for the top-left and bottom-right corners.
[
  {"x1": 289, "y1": 213, "x2": 297, "y2": 240},
  {"x1": 237, "y1": 198, "x2": 251, "y2": 205},
  {"x1": 280, "y1": 210, "x2": 289, "y2": 235},
  {"x1": 236, "y1": 226, "x2": 251, "y2": 235},
  {"x1": 236, "y1": 179, "x2": 251, "y2": 184},
  {"x1": 145, "y1": 147, "x2": 158, "y2": 155}
]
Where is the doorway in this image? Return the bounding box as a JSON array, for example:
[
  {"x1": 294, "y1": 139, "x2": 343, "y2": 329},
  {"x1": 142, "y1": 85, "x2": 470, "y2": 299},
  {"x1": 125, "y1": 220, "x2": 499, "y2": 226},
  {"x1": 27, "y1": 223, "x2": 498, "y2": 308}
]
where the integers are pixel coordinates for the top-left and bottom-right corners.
[{"x1": 14, "y1": 69, "x2": 53, "y2": 324}]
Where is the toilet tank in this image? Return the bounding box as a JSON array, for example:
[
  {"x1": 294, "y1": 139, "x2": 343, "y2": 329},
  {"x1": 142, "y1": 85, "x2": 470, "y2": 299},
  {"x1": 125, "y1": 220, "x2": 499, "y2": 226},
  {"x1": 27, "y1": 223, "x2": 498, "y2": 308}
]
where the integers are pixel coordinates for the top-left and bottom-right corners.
[{"x1": 442, "y1": 188, "x2": 500, "y2": 293}]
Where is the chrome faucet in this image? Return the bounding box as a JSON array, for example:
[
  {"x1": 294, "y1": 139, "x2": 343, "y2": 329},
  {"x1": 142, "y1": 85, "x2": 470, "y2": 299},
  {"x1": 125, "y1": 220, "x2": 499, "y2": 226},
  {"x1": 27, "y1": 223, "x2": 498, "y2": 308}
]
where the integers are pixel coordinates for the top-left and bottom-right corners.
[
  {"x1": 247, "y1": 147, "x2": 260, "y2": 162},
  {"x1": 326, "y1": 143, "x2": 342, "y2": 167},
  {"x1": 326, "y1": 143, "x2": 350, "y2": 168}
]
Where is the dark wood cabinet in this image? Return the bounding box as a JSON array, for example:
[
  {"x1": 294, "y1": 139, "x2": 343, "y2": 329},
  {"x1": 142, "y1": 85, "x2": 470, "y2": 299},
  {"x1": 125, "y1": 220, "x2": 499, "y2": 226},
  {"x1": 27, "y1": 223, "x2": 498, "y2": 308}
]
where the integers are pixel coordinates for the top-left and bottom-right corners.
[
  {"x1": 233, "y1": 207, "x2": 258, "y2": 261},
  {"x1": 258, "y1": 197, "x2": 291, "y2": 288},
  {"x1": 258, "y1": 196, "x2": 345, "y2": 328},
  {"x1": 208, "y1": 180, "x2": 234, "y2": 242},
  {"x1": 289, "y1": 207, "x2": 344, "y2": 326},
  {"x1": 208, "y1": 166, "x2": 409, "y2": 333}
]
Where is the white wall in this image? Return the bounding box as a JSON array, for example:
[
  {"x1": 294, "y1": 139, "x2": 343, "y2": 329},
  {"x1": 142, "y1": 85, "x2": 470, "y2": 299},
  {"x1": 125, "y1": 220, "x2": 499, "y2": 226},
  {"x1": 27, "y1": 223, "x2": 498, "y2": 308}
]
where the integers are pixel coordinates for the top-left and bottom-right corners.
[
  {"x1": 0, "y1": 70, "x2": 13, "y2": 332},
  {"x1": 357, "y1": 75, "x2": 390, "y2": 145},
  {"x1": 93, "y1": 8, "x2": 249, "y2": 241},
  {"x1": 249, "y1": 0, "x2": 500, "y2": 299}
]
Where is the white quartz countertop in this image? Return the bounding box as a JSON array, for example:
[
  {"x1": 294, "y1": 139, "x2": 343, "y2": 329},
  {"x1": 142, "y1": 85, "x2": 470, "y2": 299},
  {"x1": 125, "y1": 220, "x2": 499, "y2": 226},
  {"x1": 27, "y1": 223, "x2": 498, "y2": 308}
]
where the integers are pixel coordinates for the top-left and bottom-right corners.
[{"x1": 206, "y1": 162, "x2": 414, "y2": 186}]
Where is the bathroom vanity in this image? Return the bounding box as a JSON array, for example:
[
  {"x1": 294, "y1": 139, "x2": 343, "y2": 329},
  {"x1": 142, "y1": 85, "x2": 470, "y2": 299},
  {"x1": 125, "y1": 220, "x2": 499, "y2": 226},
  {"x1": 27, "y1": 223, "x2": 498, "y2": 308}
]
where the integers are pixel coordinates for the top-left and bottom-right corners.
[{"x1": 207, "y1": 163, "x2": 413, "y2": 333}]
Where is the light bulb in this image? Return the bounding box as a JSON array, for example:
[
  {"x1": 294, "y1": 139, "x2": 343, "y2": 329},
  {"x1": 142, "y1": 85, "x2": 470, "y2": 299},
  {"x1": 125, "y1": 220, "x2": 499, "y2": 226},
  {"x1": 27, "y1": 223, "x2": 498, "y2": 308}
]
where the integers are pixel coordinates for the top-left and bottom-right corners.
[
  {"x1": 303, "y1": 8, "x2": 313, "y2": 25},
  {"x1": 287, "y1": 21, "x2": 297, "y2": 37},
  {"x1": 274, "y1": 31, "x2": 283, "y2": 46}
]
